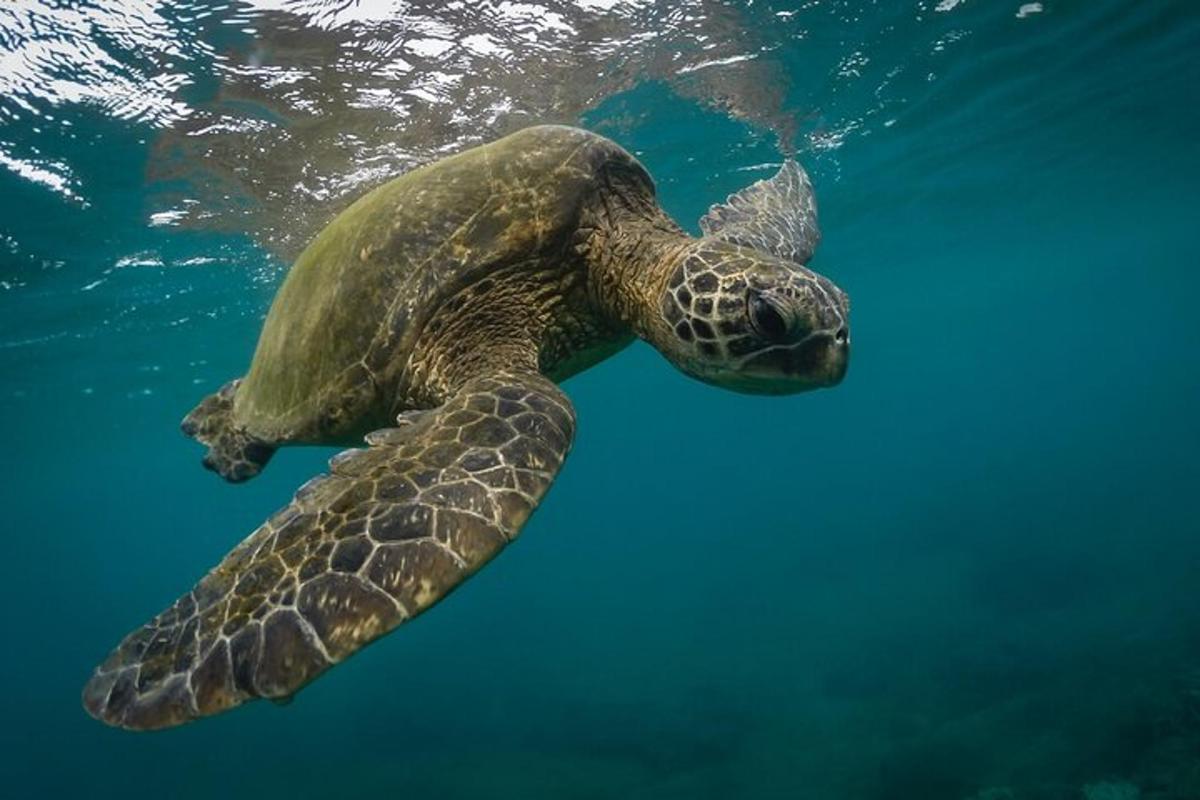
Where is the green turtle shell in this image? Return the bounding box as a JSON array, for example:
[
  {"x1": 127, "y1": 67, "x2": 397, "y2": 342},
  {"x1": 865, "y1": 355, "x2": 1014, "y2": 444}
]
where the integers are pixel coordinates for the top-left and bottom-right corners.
[{"x1": 233, "y1": 125, "x2": 653, "y2": 442}]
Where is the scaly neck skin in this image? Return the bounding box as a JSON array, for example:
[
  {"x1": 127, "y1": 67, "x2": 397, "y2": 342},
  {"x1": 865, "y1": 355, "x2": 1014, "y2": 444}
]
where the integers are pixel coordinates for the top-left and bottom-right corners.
[
  {"x1": 401, "y1": 199, "x2": 692, "y2": 409},
  {"x1": 583, "y1": 203, "x2": 692, "y2": 340}
]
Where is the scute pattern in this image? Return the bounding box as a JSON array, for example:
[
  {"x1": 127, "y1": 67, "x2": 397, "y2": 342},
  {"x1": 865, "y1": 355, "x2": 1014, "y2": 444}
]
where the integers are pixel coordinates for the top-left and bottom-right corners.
[
  {"x1": 83, "y1": 370, "x2": 574, "y2": 730},
  {"x1": 661, "y1": 245, "x2": 848, "y2": 371},
  {"x1": 698, "y1": 159, "x2": 820, "y2": 265},
  {"x1": 231, "y1": 125, "x2": 647, "y2": 440}
]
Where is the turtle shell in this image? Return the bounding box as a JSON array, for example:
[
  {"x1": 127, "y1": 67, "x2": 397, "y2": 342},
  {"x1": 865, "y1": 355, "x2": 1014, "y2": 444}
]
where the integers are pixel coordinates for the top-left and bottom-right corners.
[{"x1": 233, "y1": 125, "x2": 653, "y2": 442}]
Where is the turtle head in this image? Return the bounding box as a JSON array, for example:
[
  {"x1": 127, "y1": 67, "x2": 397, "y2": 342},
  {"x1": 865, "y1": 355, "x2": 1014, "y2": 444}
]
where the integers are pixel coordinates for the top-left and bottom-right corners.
[{"x1": 649, "y1": 240, "x2": 849, "y2": 394}]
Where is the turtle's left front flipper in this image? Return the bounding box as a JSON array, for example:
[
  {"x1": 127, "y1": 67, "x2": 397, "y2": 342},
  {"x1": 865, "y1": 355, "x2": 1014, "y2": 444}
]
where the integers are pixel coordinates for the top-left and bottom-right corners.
[
  {"x1": 83, "y1": 370, "x2": 574, "y2": 730},
  {"x1": 699, "y1": 159, "x2": 820, "y2": 265}
]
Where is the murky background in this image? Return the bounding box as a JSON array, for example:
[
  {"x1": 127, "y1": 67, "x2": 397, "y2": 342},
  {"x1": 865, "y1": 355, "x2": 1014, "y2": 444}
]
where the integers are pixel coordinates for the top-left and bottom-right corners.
[{"x1": 1, "y1": 2, "x2": 1198, "y2": 798}]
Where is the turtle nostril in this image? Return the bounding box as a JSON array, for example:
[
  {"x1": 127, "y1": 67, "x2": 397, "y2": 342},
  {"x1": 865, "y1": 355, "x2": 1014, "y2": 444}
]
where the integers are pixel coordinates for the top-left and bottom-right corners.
[{"x1": 834, "y1": 327, "x2": 848, "y2": 345}]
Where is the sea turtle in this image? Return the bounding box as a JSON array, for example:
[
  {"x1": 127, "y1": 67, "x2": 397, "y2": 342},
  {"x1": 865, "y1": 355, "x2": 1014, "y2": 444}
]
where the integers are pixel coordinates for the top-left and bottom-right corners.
[{"x1": 83, "y1": 125, "x2": 849, "y2": 730}]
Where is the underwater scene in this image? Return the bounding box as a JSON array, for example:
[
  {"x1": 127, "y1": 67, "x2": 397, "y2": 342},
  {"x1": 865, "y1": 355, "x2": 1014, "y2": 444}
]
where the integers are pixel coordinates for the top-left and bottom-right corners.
[{"x1": 1, "y1": 1, "x2": 1198, "y2": 798}]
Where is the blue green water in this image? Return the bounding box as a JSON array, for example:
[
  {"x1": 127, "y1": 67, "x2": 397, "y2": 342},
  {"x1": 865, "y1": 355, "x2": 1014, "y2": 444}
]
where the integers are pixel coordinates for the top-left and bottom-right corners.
[{"x1": 2, "y1": 2, "x2": 1199, "y2": 798}]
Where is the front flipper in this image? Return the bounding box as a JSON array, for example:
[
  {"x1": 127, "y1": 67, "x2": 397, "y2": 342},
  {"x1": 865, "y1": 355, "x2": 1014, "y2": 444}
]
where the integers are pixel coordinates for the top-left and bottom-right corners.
[
  {"x1": 699, "y1": 159, "x2": 821, "y2": 265},
  {"x1": 83, "y1": 370, "x2": 574, "y2": 730}
]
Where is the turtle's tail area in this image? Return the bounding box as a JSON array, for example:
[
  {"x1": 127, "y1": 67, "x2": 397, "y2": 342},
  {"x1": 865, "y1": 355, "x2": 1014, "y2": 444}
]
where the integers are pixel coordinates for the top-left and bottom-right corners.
[{"x1": 180, "y1": 378, "x2": 276, "y2": 483}]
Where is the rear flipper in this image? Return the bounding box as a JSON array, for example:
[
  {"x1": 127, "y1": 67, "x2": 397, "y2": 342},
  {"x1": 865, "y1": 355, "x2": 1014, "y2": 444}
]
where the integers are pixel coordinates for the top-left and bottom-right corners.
[{"x1": 181, "y1": 379, "x2": 276, "y2": 483}]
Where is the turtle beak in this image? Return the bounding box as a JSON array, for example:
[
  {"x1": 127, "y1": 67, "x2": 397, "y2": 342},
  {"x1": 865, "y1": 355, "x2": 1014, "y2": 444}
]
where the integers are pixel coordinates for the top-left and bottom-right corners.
[
  {"x1": 784, "y1": 328, "x2": 849, "y2": 387},
  {"x1": 825, "y1": 326, "x2": 849, "y2": 385}
]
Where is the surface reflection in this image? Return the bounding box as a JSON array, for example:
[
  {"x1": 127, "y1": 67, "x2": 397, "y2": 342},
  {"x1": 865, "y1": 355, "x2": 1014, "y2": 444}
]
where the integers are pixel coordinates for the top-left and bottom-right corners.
[{"x1": 2, "y1": 0, "x2": 797, "y2": 257}]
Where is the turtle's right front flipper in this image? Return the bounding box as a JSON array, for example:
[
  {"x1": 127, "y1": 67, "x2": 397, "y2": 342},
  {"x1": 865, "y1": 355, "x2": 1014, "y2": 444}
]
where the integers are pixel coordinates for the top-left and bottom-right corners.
[
  {"x1": 85, "y1": 369, "x2": 575, "y2": 730},
  {"x1": 181, "y1": 379, "x2": 276, "y2": 483}
]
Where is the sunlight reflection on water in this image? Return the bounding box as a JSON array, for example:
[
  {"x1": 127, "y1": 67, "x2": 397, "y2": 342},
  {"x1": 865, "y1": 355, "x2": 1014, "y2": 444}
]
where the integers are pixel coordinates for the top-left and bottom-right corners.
[{"x1": 2, "y1": 0, "x2": 804, "y2": 256}]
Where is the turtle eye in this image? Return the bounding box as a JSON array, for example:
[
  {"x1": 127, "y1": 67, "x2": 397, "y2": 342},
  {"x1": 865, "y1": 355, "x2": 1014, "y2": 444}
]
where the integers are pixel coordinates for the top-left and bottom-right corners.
[{"x1": 748, "y1": 291, "x2": 792, "y2": 343}]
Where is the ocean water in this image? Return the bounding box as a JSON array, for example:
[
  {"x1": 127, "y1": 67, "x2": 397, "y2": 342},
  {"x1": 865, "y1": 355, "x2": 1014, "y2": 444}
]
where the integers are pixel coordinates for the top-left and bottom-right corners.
[{"x1": 2, "y1": 1, "x2": 1198, "y2": 798}]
